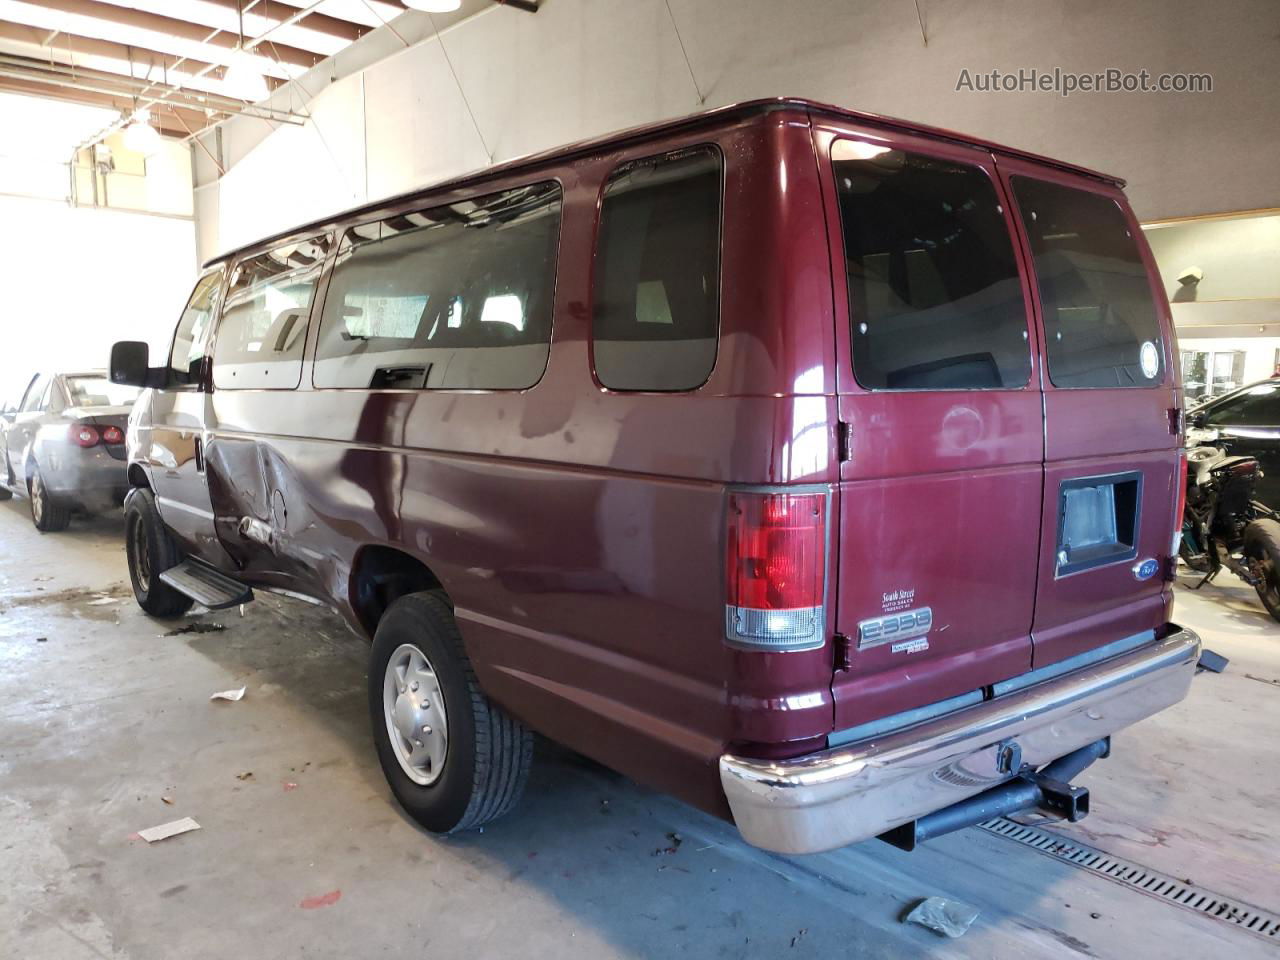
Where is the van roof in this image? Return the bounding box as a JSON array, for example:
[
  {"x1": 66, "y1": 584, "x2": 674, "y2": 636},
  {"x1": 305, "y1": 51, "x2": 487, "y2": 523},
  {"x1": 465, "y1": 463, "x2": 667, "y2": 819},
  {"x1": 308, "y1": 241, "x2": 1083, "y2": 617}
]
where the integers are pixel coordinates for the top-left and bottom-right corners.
[{"x1": 205, "y1": 96, "x2": 1125, "y2": 268}]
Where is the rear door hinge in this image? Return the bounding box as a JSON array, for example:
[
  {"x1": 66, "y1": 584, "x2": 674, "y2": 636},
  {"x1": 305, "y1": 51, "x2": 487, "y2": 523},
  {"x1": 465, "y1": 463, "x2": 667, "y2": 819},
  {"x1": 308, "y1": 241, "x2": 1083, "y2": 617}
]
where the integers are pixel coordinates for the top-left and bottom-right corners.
[
  {"x1": 837, "y1": 420, "x2": 853, "y2": 462},
  {"x1": 833, "y1": 632, "x2": 852, "y2": 671},
  {"x1": 1168, "y1": 407, "x2": 1183, "y2": 436}
]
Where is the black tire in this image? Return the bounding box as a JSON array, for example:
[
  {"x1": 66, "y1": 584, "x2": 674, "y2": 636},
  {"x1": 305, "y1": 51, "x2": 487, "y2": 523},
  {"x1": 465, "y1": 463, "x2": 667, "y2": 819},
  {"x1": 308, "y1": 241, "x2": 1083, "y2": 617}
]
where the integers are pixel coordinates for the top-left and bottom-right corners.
[
  {"x1": 0, "y1": 484, "x2": 11, "y2": 502},
  {"x1": 369, "y1": 591, "x2": 532, "y2": 834},
  {"x1": 28, "y1": 465, "x2": 70, "y2": 532},
  {"x1": 124, "y1": 487, "x2": 193, "y2": 618},
  {"x1": 1244, "y1": 519, "x2": 1280, "y2": 623}
]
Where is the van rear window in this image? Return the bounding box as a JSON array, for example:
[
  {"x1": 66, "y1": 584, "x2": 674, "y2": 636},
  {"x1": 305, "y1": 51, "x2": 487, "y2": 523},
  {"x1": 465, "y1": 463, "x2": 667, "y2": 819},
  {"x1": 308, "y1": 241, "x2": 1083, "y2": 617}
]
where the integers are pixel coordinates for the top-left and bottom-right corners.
[
  {"x1": 833, "y1": 141, "x2": 1031, "y2": 390},
  {"x1": 593, "y1": 147, "x2": 722, "y2": 392},
  {"x1": 1012, "y1": 177, "x2": 1163, "y2": 388},
  {"x1": 313, "y1": 183, "x2": 562, "y2": 391}
]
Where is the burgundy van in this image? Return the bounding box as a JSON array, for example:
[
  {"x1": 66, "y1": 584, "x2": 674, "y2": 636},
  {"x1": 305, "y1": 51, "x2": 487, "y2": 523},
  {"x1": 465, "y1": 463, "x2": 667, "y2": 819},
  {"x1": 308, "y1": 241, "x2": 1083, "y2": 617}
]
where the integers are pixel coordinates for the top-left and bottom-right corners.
[{"x1": 110, "y1": 98, "x2": 1201, "y2": 854}]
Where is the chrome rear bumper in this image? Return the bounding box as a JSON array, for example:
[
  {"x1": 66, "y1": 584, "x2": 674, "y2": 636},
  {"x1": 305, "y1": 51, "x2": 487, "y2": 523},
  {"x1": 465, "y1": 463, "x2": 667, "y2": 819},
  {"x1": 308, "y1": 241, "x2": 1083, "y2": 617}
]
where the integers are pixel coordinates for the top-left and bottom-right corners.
[{"x1": 719, "y1": 626, "x2": 1201, "y2": 854}]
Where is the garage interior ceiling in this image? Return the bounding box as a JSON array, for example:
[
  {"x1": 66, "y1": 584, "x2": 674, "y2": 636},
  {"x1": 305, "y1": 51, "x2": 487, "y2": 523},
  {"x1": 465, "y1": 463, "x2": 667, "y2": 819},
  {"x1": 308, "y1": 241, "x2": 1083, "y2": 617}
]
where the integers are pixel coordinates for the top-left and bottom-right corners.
[{"x1": 0, "y1": 0, "x2": 425, "y2": 140}]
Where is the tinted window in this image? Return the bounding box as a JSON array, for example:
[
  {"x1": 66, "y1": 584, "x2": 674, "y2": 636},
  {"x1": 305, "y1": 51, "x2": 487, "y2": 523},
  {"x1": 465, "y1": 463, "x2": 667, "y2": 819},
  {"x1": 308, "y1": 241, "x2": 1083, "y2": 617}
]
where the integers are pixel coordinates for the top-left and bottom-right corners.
[
  {"x1": 834, "y1": 141, "x2": 1030, "y2": 390},
  {"x1": 170, "y1": 268, "x2": 226, "y2": 383},
  {"x1": 314, "y1": 183, "x2": 561, "y2": 390},
  {"x1": 1013, "y1": 177, "x2": 1163, "y2": 388},
  {"x1": 213, "y1": 236, "x2": 329, "y2": 390},
  {"x1": 593, "y1": 147, "x2": 721, "y2": 391},
  {"x1": 1204, "y1": 383, "x2": 1280, "y2": 426}
]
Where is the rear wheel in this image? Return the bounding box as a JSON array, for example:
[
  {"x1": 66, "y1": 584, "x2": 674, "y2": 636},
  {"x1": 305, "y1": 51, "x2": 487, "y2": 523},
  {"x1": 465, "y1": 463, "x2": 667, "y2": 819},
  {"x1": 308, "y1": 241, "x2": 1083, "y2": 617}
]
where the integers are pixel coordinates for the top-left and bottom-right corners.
[
  {"x1": 1243, "y1": 519, "x2": 1280, "y2": 622},
  {"x1": 369, "y1": 591, "x2": 532, "y2": 834},
  {"x1": 29, "y1": 466, "x2": 70, "y2": 532},
  {"x1": 125, "y1": 488, "x2": 192, "y2": 618}
]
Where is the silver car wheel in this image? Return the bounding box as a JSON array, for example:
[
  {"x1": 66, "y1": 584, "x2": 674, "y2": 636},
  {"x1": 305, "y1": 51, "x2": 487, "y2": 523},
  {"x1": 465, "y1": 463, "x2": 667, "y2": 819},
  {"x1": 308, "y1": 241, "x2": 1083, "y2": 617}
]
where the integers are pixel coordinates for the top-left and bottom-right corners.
[
  {"x1": 30, "y1": 471, "x2": 44, "y2": 524},
  {"x1": 383, "y1": 643, "x2": 449, "y2": 786}
]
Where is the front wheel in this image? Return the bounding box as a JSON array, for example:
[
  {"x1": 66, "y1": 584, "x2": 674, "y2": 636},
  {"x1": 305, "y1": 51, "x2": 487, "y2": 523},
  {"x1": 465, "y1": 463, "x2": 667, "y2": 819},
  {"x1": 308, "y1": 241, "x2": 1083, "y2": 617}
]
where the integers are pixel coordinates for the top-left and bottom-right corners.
[
  {"x1": 29, "y1": 466, "x2": 70, "y2": 532},
  {"x1": 124, "y1": 488, "x2": 193, "y2": 618},
  {"x1": 1243, "y1": 519, "x2": 1280, "y2": 622},
  {"x1": 369, "y1": 591, "x2": 533, "y2": 834}
]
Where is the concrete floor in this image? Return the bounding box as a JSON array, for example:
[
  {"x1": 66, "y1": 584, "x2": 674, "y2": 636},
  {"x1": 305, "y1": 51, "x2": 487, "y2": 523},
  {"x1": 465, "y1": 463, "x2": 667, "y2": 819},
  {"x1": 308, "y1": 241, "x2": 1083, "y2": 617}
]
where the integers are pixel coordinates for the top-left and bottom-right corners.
[{"x1": 1, "y1": 499, "x2": 1277, "y2": 959}]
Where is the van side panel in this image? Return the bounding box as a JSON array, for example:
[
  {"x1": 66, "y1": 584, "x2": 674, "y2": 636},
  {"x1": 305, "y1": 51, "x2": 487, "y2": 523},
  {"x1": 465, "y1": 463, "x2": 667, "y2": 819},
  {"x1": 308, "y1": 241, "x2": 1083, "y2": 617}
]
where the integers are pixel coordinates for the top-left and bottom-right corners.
[{"x1": 202, "y1": 110, "x2": 839, "y2": 815}]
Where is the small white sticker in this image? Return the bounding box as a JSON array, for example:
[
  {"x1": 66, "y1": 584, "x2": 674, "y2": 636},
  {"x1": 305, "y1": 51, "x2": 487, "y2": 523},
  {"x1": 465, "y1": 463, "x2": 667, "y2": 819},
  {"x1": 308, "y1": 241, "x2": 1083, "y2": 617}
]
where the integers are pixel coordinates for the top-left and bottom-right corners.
[{"x1": 1140, "y1": 341, "x2": 1159, "y2": 379}]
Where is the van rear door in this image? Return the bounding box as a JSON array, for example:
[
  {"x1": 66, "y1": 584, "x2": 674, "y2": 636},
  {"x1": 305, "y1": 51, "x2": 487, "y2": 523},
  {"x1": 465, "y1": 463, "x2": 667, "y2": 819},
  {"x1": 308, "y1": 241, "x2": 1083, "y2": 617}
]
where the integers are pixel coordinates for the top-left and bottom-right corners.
[
  {"x1": 813, "y1": 124, "x2": 1045, "y2": 732},
  {"x1": 997, "y1": 157, "x2": 1180, "y2": 669}
]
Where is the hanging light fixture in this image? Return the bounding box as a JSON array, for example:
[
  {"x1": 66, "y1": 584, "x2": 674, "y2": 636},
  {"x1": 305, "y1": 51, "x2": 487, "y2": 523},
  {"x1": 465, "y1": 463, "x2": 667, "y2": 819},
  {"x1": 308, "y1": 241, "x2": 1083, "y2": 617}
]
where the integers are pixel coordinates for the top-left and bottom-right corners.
[
  {"x1": 224, "y1": 0, "x2": 270, "y2": 102},
  {"x1": 122, "y1": 108, "x2": 162, "y2": 155},
  {"x1": 403, "y1": 0, "x2": 463, "y2": 11}
]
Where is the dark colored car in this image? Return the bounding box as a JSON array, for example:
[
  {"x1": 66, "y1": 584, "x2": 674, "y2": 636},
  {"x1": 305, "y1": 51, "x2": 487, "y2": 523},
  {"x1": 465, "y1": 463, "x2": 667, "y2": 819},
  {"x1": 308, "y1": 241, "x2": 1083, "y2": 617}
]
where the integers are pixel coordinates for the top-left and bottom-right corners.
[
  {"x1": 0, "y1": 371, "x2": 137, "y2": 531},
  {"x1": 1187, "y1": 379, "x2": 1280, "y2": 507},
  {"x1": 109, "y1": 98, "x2": 1200, "y2": 854}
]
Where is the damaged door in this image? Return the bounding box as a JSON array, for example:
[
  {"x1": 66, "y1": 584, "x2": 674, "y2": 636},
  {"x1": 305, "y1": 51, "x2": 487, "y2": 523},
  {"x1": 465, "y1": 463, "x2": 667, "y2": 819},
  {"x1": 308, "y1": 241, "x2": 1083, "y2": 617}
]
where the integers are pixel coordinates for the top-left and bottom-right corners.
[{"x1": 203, "y1": 235, "x2": 330, "y2": 588}]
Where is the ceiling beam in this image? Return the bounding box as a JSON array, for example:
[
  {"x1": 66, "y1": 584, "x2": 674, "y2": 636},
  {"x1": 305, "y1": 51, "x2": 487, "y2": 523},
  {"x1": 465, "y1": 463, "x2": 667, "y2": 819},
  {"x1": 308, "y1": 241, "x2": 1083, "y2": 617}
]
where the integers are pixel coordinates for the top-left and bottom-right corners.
[
  {"x1": 197, "y1": 0, "x2": 369, "y2": 43},
  {"x1": 0, "y1": 75, "x2": 203, "y2": 135},
  {"x1": 10, "y1": 0, "x2": 323, "y2": 69},
  {"x1": 0, "y1": 21, "x2": 285, "y2": 93},
  {"x1": 0, "y1": 55, "x2": 302, "y2": 120}
]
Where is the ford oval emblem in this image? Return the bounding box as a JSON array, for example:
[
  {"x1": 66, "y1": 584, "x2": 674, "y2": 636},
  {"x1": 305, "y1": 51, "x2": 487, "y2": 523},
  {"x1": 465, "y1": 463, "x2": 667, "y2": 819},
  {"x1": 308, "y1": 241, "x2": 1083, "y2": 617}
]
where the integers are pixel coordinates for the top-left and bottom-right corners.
[{"x1": 1133, "y1": 558, "x2": 1159, "y2": 581}]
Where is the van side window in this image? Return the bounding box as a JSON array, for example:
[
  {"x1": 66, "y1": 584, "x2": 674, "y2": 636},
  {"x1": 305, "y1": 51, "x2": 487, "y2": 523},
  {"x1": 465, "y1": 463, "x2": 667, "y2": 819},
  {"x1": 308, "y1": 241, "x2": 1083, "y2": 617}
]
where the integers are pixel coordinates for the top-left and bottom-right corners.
[
  {"x1": 833, "y1": 141, "x2": 1031, "y2": 390},
  {"x1": 1012, "y1": 177, "x2": 1163, "y2": 388},
  {"x1": 213, "y1": 236, "x2": 330, "y2": 390},
  {"x1": 169, "y1": 268, "x2": 226, "y2": 384},
  {"x1": 592, "y1": 147, "x2": 722, "y2": 392},
  {"x1": 313, "y1": 183, "x2": 562, "y2": 391}
]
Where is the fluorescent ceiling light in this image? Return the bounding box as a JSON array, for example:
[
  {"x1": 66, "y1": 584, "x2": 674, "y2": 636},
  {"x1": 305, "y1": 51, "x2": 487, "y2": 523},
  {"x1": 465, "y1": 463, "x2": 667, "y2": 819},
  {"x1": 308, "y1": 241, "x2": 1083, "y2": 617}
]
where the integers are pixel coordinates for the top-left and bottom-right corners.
[{"x1": 403, "y1": 0, "x2": 462, "y2": 11}]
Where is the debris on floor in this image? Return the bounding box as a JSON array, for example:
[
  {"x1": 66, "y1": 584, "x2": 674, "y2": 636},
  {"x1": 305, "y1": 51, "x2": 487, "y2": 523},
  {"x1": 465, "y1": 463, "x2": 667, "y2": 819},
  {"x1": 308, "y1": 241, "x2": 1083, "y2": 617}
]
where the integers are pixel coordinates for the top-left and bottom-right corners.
[
  {"x1": 283, "y1": 781, "x2": 299, "y2": 791},
  {"x1": 236, "y1": 771, "x2": 254, "y2": 781},
  {"x1": 209, "y1": 686, "x2": 246, "y2": 702},
  {"x1": 161, "y1": 795, "x2": 174, "y2": 805},
  {"x1": 164, "y1": 622, "x2": 226, "y2": 637},
  {"x1": 87, "y1": 596, "x2": 119, "y2": 606},
  {"x1": 652, "y1": 832, "x2": 683, "y2": 856},
  {"x1": 137, "y1": 817, "x2": 201, "y2": 843},
  {"x1": 35, "y1": 636, "x2": 46, "y2": 643},
  {"x1": 904, "y1": 897, "x2": 980, "y2": 938},
  {"x1": 299, "y1": 889, "x2": 341, "y2": 910},
  {"x1": 1245, "y1": 673, "x2": 1280, "y2": 687}
]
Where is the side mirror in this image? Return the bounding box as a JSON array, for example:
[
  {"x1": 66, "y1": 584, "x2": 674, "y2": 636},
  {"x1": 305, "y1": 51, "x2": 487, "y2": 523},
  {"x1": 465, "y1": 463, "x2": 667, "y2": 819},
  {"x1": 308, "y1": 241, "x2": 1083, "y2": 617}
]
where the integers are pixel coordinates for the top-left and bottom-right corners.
[
  {"x1": 1186, "y1": 408, "x2": 1207, "y2": 428},
  {"x1": 110, "y1": 341, "x2": 159, "y2": 388}
]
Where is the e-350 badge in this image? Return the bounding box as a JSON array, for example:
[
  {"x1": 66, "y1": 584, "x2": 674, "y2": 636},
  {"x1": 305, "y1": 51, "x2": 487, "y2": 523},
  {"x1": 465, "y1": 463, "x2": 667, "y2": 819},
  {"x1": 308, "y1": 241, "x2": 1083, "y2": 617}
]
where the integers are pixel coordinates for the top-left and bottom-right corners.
[{"x1": 857, "y1": 607, "x2": 933, "y2": 651}]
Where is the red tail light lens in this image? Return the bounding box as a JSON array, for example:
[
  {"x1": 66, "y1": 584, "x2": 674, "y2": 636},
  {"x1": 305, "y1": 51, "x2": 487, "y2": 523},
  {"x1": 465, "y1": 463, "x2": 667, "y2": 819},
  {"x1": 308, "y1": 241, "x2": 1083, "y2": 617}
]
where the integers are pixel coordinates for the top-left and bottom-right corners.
[
  {"x1": 70, "y1": 424, "x2": 100, "y2": 448},
  {"x1": 102, "y1": 425, "x2": 124, "y2": 445},
  {"x1": 725, "y1": 491, "x2": 827, "y2": 651}
]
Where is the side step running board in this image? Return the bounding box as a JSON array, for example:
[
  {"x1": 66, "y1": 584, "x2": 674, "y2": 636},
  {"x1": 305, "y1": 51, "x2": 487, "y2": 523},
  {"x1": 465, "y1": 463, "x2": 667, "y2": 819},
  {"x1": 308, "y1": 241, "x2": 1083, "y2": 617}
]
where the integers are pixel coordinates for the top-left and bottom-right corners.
[{"x1": 159, "y1": 560, "x2": 253, "y2": 610}]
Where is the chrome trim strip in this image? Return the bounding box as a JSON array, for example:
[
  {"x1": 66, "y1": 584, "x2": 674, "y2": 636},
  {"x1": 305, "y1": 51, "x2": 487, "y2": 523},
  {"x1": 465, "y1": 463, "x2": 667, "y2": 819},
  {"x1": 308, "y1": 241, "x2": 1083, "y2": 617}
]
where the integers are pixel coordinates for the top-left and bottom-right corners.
[{"x1": 720, "y1": 626, "x2": 1201, "y2": 854}]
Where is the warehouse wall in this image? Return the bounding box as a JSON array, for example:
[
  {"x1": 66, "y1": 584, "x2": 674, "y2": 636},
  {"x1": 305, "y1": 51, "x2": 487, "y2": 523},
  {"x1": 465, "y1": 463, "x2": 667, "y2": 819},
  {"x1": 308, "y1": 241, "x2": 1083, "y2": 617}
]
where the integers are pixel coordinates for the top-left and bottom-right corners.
[
  {"x1": 0, "y1": 196, "x2": 196, "y2": 399},
  {"x1": 195, "y1": 0, "x2": 1280, "y2": 261}
]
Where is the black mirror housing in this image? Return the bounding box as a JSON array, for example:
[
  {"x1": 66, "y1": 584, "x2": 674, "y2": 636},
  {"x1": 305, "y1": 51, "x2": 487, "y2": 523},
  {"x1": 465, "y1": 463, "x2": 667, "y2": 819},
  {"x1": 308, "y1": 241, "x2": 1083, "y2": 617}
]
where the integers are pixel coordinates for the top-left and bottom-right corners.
[{"x1": 110, "y1": 341, "x2": 157, "y2": 388}]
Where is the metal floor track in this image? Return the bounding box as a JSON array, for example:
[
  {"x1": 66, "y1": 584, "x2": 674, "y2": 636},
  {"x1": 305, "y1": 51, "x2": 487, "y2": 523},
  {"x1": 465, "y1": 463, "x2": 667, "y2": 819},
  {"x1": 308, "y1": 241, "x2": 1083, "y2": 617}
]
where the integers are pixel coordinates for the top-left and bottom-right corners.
[{"x1": 980, "y1": 818, "x2": 1280, "y2": 943}]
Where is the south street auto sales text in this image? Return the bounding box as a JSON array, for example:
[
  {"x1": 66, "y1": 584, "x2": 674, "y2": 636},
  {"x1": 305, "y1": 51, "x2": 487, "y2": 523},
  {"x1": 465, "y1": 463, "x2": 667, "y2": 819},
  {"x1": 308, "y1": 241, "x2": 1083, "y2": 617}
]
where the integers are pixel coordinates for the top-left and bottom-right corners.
[{"x1": 956, "y1": 67, "x2": 1212, "y2": 97}]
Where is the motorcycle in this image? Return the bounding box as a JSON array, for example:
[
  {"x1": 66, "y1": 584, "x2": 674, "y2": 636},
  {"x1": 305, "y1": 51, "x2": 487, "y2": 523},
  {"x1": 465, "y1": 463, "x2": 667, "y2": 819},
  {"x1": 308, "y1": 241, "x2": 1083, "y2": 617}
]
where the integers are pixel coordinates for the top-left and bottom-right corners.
[{"x1": 1180, "y1": 436, "x2": 1280, "y2": 622}]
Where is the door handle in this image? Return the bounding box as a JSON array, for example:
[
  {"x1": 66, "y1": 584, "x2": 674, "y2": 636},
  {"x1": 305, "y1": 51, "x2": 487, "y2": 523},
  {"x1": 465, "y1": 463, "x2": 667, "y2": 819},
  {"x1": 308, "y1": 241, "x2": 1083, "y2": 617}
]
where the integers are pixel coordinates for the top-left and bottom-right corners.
[{"x1": 194, "y1": 437, "x2": 205, "y2": 474}]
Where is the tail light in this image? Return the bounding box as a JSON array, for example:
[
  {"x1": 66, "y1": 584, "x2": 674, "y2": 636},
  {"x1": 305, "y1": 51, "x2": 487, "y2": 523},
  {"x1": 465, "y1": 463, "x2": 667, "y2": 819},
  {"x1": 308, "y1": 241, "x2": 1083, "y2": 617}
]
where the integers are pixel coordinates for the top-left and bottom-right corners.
[
  {"x1": 70, "y1": 424, "x2": 100, "y2": 448},
  {"x1": 102, "y1": 425, "x2": 124, "y2": 445},
  {"x1": 1171, "y1": 450, "x2": 1188, "y2": 558},
  {"x1": 725, "y1": 490, "x2": 827, "y2": 651}
]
